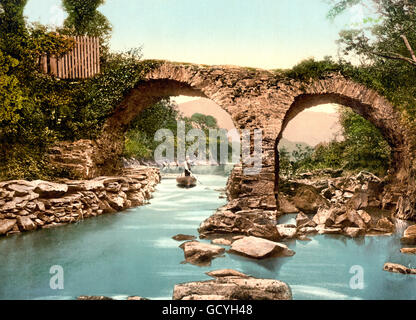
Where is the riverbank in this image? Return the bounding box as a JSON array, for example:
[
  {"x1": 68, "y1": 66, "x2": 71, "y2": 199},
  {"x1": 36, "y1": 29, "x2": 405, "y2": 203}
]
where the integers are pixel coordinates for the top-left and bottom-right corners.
[{"x1": 0, "y1": 167, "x2": 160, "y2": 237}]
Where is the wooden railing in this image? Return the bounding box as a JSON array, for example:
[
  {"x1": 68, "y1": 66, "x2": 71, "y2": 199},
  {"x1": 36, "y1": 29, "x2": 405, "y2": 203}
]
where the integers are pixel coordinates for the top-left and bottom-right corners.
[{"x1": 40, "y1": 36, "x2": 100, "y2": 79}]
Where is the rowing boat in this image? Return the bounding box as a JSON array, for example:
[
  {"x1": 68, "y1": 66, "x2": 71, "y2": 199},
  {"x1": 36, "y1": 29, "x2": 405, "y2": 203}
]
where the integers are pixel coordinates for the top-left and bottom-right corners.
[{"x1": 176, "y1": 176, "x2": 197, "y2": 188}]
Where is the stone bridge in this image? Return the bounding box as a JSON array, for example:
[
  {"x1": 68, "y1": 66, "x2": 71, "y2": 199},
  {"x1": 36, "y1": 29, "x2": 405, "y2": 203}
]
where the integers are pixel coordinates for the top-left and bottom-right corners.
[{"x1": 50, "y1": 61, "x2": 414, "y2": 220}]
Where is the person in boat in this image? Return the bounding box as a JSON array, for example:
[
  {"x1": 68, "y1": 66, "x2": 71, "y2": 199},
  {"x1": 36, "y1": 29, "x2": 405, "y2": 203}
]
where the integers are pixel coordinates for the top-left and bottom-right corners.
[{"x1": 184, "y1": 156, "x2": 192, "y2": 177}]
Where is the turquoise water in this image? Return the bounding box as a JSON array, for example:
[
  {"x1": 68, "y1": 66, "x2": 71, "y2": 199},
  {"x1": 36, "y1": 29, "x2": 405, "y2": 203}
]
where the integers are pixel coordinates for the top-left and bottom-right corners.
[{"x1": 0, "y1": 172, "x2": 415, "y2": 300}]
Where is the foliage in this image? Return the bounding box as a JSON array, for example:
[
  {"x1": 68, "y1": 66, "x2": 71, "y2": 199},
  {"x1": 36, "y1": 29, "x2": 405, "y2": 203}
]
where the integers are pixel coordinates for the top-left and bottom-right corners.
[
  {"x1": 281, "y1": 108, "x2": 392, "y2": 177},
  {"x1": 62, "y1": 0, "x2": 112, "y2": 42},
  {"x1": 0, "y1": 51, "x2": 25, "y2": 124},
  {"x1": 124, "y1": 99, "x2": 183, "y2": 160},
  {"x1": 190, "y1": 113, "x2": 218, "y2": 130},
  {"x1": 279, "y1": 144, "x2": 314, "y2": 177},
  {"x1": 0, "y1": 0, "x2": 27, "y2": 35}
]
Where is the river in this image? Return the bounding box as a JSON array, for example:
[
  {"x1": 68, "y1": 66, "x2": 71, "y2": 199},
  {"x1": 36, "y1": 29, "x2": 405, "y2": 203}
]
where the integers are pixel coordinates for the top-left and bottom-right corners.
[{"x1": 0, "y1": 168, "x2": 415, "y2": 300}]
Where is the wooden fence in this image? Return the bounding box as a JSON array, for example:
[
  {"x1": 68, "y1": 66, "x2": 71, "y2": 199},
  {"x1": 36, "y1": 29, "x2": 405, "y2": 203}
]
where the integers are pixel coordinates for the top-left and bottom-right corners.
[{"x1": 40, "y1": 36, "x2": 100, "y2": 79}]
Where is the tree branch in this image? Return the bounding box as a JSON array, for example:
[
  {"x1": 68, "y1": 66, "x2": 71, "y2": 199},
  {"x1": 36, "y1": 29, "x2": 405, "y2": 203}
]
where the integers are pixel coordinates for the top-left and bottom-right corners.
[
  {"x1": 400, "y1": 34, "x2": 416, "y2": 63},
  {"x1": 369, "y1": 49, "x2": 416, "y2": 66}
]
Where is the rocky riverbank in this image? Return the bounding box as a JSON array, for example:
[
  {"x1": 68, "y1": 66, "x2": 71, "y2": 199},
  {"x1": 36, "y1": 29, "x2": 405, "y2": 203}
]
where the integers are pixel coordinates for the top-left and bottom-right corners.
[
  {"x1": 0, "y1": 167, "x2": 160, "y2": 237},
  {"x1": 199, "y1": 170, "x2": 407, "y2": 242}
]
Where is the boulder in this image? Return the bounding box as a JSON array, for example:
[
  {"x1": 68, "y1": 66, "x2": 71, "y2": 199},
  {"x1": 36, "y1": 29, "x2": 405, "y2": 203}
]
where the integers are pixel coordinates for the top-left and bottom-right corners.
[
  {"x1": 296, "y1": 212, "x2": 310, "y2": 227},
  {"x1": 33, "y1": 182, "x2": 68, "y2": 198},
  {"x1": 181, "y1": 295, "x2": 228, "y2": 300},
  {"x1": 383, "y1": 263, "x2": 416, "y2": 275},
  {"x1": 316, "y1": 225, "x2": 342, "y2": 235},
  {"x1": 179, "y1": 241, "x2": 225, "y2": 266},
  {"x1": 229, "y1": 236, "x2": 295, "y2": 259},
  {"x1": 375, "y1": 217, "x2": 395, "y2": 233},
  {"x1": 6, "y1": 183, "x2": 34, "y2": 197},
  {"x1": 0, "y1": 219, "x2": 17, "y2": 235},
  {"x1": 401, "y1": 225, "x2": 416, "y2": 245},
  {"x1": 278, "y1": 195, "x2": 299, "y2": 214},
  {"x1": 172, "y1": 234, "x2": 197, "y2": 241},
  {"x1": 173, "y1": 276, "x2": 292, "y2": 300},
  {"x1": 206, "y1": 269, "x2": 250, "y2": 279},
  {"x1": 400, "y1": 248, "x2": 416, "y2": 254},
  {"x1": 16, "y1": 216, "x2": 37, "y2": 231},
  {"x1": 77, "y1": 296, "x2": 113, "y2": 300},
  {"x1": 313, "y1": 207, "x2": 336, "y2": 227},
  {"x1": 105, "y1": 192, "x2": 127, "y2": 210},
  {"x1": 127, "y1": 296, "x2": 149, "y2": 300},
  {"x1": 334, "y1": 213, "x2": 350, "y2": 227},
  {"x1": 298, "y1": 227, "x2": 317, "y2": 235},
  {"x1": 346, "y1": 209, "x2": 367, "y2": 229},
  {"x1": 347, "y1": 192, "x2": 369, "y2": 210},
  {"x1": 276, "y1": 224, "x2": 297, "y2": 239},
  {"x1": 211, "y1": 238, "x2": 232, "y2": 246},
  {"x1": 344, "y1": 227, "x2": 365, "y2": 238},
  {"x1": 293, "y1": 185, "x2": 329, "y2": 214},
  {"x1": 198, "y1": 209, "x2": 280, "y2": 241},
  {"x1": 357, "y1": 210, "x2": 372, "y2": 224}
]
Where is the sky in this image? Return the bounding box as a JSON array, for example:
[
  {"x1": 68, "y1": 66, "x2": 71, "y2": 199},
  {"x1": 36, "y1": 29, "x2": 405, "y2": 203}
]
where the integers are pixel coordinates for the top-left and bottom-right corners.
[
  {"x1": 24, "y1": 0, "x2": 361, "y2": 70},
  {"x1": 24, "y1": 0, "x2": 357, "y2": 115}
]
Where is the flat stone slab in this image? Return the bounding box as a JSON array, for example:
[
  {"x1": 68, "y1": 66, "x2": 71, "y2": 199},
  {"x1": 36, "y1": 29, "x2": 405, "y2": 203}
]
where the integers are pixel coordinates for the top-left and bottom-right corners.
[
  {"x1": 400, "y1": 248, "x2": 416, "y2": 254},
  {"x1": 172, "y1": 234, "x2": 197, "y2": 241},
  {"x1": 206, "y1": 269, "x2": 250, "y2": 279},
  {"x1": 229, "y1": 236, "x2": 295, "y2": 259},
  {"x1": 383, "y1": 263, "x2": 416, "y2": 275},
  {"x1": 173, "y1": 275, "x2": 292, "y2": 300}
]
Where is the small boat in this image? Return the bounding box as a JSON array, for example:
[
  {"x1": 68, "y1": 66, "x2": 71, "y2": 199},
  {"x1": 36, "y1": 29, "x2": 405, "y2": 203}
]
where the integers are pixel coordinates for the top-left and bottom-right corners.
[{"x1": 176, "y1": 175, "x2": 197, "y2": 188}]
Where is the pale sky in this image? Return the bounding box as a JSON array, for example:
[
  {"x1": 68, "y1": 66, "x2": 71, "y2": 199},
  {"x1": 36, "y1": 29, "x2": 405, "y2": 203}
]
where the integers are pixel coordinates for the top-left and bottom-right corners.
[{"x1": 24, "y1": 0, "x2": 360, "y2": 69}]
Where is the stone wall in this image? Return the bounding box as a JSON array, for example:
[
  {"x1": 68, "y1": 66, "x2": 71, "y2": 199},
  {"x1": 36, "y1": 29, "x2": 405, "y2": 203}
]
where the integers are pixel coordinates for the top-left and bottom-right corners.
[{"x1": 0, "y1": 167, "x2": 160, "y2": 237}]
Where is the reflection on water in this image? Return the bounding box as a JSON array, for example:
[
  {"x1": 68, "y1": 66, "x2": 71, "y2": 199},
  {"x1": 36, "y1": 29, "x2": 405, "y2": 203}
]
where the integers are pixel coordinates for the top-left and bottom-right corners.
[{"x1": 0, "y1": 169, "x2": 415, "y2": 300}]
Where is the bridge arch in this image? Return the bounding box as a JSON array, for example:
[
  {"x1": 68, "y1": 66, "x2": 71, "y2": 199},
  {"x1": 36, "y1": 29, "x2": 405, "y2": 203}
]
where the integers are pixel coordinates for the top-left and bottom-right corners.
[
  {"x1": 275, "y1": 78, "x2": 408, "y2": 186},
  {"x1": 50, "y1": 61, "x2": 413, "y2": 219}
]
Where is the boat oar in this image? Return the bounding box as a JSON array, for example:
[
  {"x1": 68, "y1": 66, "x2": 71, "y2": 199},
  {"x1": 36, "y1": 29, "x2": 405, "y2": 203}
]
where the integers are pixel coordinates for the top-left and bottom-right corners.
[{"x1": 190, "y1": 172, "x2": 203, "y2": 185}]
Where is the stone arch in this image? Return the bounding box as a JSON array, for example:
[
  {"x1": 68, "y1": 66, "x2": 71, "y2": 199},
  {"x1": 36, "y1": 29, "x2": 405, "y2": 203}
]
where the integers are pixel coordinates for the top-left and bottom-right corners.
[
  {"x1": 49, "y1": 61, "x2": 413, "y2": 219},
  {"x1": 95, "y1": 62, "x2": 280, "y2": 176},
  {"x1": 273, "y1": 76, "x2": 411, "y2": 219},
  {"x1": 274, "y1": 77, "x2": 408, "y2": 182}
]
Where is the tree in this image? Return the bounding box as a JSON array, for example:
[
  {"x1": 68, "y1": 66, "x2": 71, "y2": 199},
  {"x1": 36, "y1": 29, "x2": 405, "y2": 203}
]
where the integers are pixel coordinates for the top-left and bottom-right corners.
[
  {"x1": 190, "y1": 113, "x2": 218, "y2": 130},
  {"x1": 278, "y1": 147, "x2": 291, "y2": 177},
  {"x1": 328, "y1": 0, "x2": 416, "y2": 67},
  {"x1": 338, "y1": 108, "x2": 391, "y2": 174},
  {"x1": 0, "y1": 50, "x2": 25, "y2": 125},
  {"x1": 0, "y1": 0, "x2": 27, "y2": 35},
  {"x1": 62, "y1": 0, "x2": 112, "y2": 41}
]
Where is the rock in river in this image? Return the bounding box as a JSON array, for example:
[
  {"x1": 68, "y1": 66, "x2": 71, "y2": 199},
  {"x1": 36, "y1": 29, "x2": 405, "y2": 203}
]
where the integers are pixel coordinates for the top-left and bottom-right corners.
[
  {"x1": 229, "y1": 236, "x2": 295, "y2": 259},
  {"x1": 206, "y1": 269, "x2": 250, "y2": 279},
  {"x1": 173, "y1": 271, "x2": 292, "y2": 300},
  {"x1": 401, "y1": 225, "x2": 416, "y2": 245},
  {"x1": 179, "y1": 241, "x2": 225, "y2": 266},
  {"x1": 172, "y1": 234, "x2": 197, "y2": 241},
  {"x1": 400, "y1": 248, "x2": 416, "y2": 254},
  {"x1": 383, "y1": 263, "x2": 416, "y2": 275}
]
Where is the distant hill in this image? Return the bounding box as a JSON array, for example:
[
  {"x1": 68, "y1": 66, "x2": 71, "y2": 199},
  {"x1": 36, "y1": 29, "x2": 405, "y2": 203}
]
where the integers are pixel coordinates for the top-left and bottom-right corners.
[
  {"x1": 278, "y1": 138, "x2": 311, "y2": 154},
  {"x1": 176, "y1": 98, "x2": 235, "y2": 131}
]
